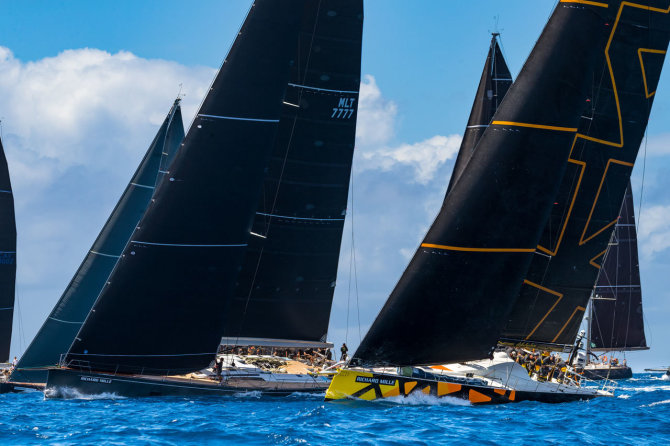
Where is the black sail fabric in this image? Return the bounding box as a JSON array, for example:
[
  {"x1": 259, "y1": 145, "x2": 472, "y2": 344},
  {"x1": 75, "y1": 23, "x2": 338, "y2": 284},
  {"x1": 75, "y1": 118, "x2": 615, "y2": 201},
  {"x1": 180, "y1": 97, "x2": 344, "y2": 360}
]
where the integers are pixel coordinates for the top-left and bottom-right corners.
[
  {"x1": 353, "y1": 1, "x2": 617, "y2": 366},
  {"x1": 224, "y1": 0, "x2": 363, "y2": 343},
  {"x1": 0, "y1": 136, "x2": 16, "y2": 363},
  {"x1": 500, "y1": 1, "x2": 670, "y2": 350},
  {"x1": 446, "y1": 34, "x2": 513, "y2": 194},
  {"x1": 66, "y1": 0, "x2": 307, "y2": 375},
  {"x1": 11, "y1": 100, "x2": 184, "y2": 384},
  {"x1": 591, "y1": 183, "x2": 648, "y2": 351}
]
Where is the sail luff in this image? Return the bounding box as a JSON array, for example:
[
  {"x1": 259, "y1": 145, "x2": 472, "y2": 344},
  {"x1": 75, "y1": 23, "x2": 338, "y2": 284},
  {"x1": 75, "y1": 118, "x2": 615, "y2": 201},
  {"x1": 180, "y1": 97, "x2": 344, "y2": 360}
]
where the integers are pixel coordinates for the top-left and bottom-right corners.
[
  {"x1": 66, "y1": 0, "x2": 309, "y2": 375},
  {"x1": 223, "y1": 0, "x2": 363, "y2": 343},
  {"x1": 354, "y1": 2, "x2": 616, "y2": 366},
  {"x1": 0, "y1": 135, "x2": 16, "y2": 363},
  {"x1": 11, "y1": 99, "x2": 184, "y2": 383},
  {"x1": 500, "y1": 1, "x2": 670, "y2": 350},
  {"x1": 446, "y1": 34, "x2": 513, "y2": 194},
  {"x1": 590, "y1": 182, "x2": 648, "y2": 351}
]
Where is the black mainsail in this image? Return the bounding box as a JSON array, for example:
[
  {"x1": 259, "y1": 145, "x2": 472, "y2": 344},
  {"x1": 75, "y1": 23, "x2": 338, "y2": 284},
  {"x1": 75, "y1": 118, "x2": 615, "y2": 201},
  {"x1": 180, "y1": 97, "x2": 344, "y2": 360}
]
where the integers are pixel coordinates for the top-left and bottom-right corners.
[
  {"x1": 223, "y1": 0, "x2": 363, "y2": 344},
  {"x1": 11, "y1": 100, "x2": 184, "y2": 383},
  {"x1": 590, "y1": 183, "x2": 648, "y2": 352},
  {"x1": 500, "y1": 1, "x2": 670, "y2": 351},
  {"x1": 0, "y1": 135, "x2": 16, "y2": 363},
  {"x1": 446, "y1": 33, "x2": 513, "y2": 194},
  {"x1": 353, "y1": 1, "x2": 619, "y2": 366},
  {"x1": 66, "y1": 0, "x2": 309, "y2": 375}
]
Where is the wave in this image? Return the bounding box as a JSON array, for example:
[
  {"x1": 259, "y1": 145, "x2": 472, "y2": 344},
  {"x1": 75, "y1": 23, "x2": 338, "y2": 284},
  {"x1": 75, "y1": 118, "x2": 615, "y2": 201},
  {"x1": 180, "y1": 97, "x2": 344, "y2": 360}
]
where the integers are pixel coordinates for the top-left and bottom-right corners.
[
  {"x1": 44, "y1": 386, "x2": 124, "y2": 400},
  {"x1": 642, "y1": 399, "x2": 670, "y2": 408}
]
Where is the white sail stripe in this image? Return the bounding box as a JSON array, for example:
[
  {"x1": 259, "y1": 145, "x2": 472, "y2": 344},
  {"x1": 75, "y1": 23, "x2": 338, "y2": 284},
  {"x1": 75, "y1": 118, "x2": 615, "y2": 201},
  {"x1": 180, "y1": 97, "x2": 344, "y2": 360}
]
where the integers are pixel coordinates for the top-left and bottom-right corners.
[
  {"x1": 467, "y1": 125, "x2": 489, "y2": 129},
  {"x1": 90, "y1": 250, "x2": 121, "y2": 259},
  {"x1": 250, "y1": 232, "x2": 267, "y2": 239},
  {"x1": 0, "y1": 251, "x2": 15, "y2": 254},
  {"x1": 595, "y1": 285, "x2": 641, "y2": 288},
  {"x1": 287, "y1": 82, "x2": 358, "y2": 94},
  {"x1": 616, "y1": 224, "x2": 636, "y2": 227},
  {"x1": 0, "y1": 190, "x2": 11, "y2": 194},
  {"x1": 130, "y1": 182, "x2": 155, "y2": 190},
  {"x1": 131, "y1": 241, "x2": 247, "y2": 248},
  {"x1": 255, "y1": 212, "x2": 345, "y2": 222},
  {"x1": 49, "y1": 316, "x2": 83, "y2": 324},
  {"x1": 197, "y1": 114, "x2": 279, "y2": 123},
  {"x1": 0, "y1": 307, "x2": 13, "y2": 311},
  {"x1": 492, "y1": 78, "x2": 513, "y2": 81},
  {"x1": 282, "y1": 101, "x2": 300, "y2": 108}
]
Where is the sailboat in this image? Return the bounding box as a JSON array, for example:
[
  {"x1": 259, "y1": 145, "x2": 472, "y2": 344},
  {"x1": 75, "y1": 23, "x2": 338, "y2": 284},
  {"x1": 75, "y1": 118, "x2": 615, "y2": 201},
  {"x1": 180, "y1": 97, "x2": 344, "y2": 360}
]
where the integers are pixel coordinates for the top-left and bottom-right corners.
[
  {"x1": 8, "y1": 99, "x2": 184, "y2": 389},
  {"x1": 0, "y1": 131, "x2": 17, "y2": 393},
  {"x1": 44, "y1": 0, "x2": 364, "y2": 398},
  {"x1": 326, "y1": 0, "x2": 670, "y2": 405},
  {"x1": 579, "y1": 183, "x2": 647, "y2": 380}
]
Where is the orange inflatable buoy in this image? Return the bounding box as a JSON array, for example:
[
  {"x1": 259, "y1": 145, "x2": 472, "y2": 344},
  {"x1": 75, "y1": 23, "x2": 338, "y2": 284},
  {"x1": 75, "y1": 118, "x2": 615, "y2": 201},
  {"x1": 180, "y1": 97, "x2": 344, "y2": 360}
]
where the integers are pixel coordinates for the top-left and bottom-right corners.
[{"x1": 602, "y1": 355, "x2": 608, "y2": 363}]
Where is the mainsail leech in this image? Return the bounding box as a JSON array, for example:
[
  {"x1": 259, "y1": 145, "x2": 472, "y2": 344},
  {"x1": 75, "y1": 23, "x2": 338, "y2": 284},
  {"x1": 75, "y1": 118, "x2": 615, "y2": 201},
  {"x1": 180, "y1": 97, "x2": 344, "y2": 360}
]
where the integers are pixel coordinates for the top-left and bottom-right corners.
[
  {"x1": 0, "y1": 135, "x2": 16, "y2": 363},
  {"x1": 66, "y1": 0, "x2": 309, "y2": 375},
  {"x1": 590, "y1": 182, "x2": 648, "y2": 351},
  {"x1": 11, "y1": 100, "x2": 184, "y2": 383},
  {"x1": 500, "y1": 0, "x2": 670, "y2": 350},
  {"x1": 353, "y1": 1, "x2": 624, "y2": 366}
]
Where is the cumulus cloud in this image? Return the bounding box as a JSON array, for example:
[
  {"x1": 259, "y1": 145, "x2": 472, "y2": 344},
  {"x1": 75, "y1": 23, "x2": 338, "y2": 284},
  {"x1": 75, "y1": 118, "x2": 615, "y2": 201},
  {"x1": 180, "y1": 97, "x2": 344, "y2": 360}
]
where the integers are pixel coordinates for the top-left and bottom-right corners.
[
  {"x1": 0, "y1": 47, "x2": 215, "y2": 352},
  {"x1": 638, "y1": 204, "x2": 670, "y2": 259},
  {"x1": 355, "y1": 75, "x2": 462, "y2": 184}
]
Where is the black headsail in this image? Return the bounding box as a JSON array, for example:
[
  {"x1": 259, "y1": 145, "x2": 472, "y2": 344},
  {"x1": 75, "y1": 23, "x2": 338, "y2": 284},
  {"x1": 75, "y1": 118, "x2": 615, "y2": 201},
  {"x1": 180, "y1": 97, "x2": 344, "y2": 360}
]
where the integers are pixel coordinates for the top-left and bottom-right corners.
[
  {"x1": 353, "y1": 1, "x2": 618, "y2": 366},
  {"x1": 446, "y1": 33, "x2": 513, "y2": 194},
  {"x1": 590, "y1": 183, "x2": 648, "y2": 351},
  {"x1": 0, "y1": 134, "x2": 16, "y2": 363},
  {"x1": 223, "y1": 0, "x2": 363, "y2": 343},
  {"x1": 66, "y1": 0, "x2": 308, "y2": 375},
  {"x1": 500, "y1": 0, "x2": 670, "y2": 351},
  {"x1": 11, "y1": 100, "x2": 184, "y2": 383}
]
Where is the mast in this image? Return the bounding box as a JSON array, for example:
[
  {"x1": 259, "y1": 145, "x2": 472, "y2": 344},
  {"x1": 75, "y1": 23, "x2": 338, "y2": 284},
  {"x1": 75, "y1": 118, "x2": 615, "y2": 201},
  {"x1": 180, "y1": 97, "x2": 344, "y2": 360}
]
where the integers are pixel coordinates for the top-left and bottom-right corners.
[
  {"x1": 500, "y1": 2, "x2": 670, "y2": 352},
  {"x1": 223, "y1": 0, "x2": 364, "y2": 344},
  {"x1": 0, "y1": 133, "x2": 16, "y2": 363},
  {"x1": 10, "y1": 99, "x2": 184, "y2": 383},
  {"x1": 353, "y1": 1, "x2": 619, "y2": 367},
  {"x1": 65, "y1": 0, "x2": 310, "y2": 375},
  {"x1": 446, "y1": 33, "x2": 512, "y2": 194},
  {"x1": 590, "y1": 183, "x2": 648, "y2": 352}
]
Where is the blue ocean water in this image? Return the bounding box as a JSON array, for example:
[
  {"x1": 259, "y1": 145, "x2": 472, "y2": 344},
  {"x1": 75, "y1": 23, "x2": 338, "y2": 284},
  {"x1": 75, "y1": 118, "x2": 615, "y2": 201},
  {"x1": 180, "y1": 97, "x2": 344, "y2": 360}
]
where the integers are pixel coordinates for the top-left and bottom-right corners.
[{"x1": 1, "y1": 374, "x2": 669, "y2": 445}]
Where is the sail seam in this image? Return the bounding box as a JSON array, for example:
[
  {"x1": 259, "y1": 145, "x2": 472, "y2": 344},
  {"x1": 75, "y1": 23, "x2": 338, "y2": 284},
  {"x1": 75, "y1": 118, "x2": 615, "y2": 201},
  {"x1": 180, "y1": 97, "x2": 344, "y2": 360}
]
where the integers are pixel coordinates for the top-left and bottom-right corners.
[
  {"x1": 90, "y1": 251, "x2": 121, "y2": 259},
  {"x1": 130, "y1": 241, "x2": 247, "y2": 248},
  {"x1": 197, "y1": 114, "x2": 279, "y2": 123},
  {"x1": 48, "y1": 317, "x2": 83, "y2": 324},
  {"x1": 287, "y1": 82, "x2": 358, "y2": 94},
  {"x1": 255, "y1": 212, "x2": 345, "y2": 222},
  {"x1": 130, "y1": 183, "x2": 155, "y2": 190},
  {"x1": 491, "y1": 121, "x2": 578, "y2": 132}
]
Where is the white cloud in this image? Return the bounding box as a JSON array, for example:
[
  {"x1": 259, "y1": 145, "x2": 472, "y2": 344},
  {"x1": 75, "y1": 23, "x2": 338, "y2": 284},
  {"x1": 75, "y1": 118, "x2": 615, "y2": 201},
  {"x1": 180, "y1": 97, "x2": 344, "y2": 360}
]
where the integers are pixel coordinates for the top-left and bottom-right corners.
[
  {"x1": 358, "y1": 134, "x2": 462, "y2": 184},
  {"x1": 355, "y1": 75, "x2": 462, "y2": 184},
  {"x1": 638, "y1": 204, "x2": 670, "y2": 259}
]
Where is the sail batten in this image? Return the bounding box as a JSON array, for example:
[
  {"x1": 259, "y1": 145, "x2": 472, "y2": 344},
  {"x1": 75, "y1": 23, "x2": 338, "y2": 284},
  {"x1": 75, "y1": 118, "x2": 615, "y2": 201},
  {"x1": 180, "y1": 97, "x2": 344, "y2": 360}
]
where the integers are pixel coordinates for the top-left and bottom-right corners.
[
  {"x1": 11, "y1": 99, "x2": 184, "y2": 383},
  {"x1": 500, "y1": 1, "x2": 670, "y2": 350},
  {"x1": 354, "y1": 2, "x2": 634, "y2": 367},
  {"x1": 65, "y1": 0, "x2": 312, "y2": 375}
]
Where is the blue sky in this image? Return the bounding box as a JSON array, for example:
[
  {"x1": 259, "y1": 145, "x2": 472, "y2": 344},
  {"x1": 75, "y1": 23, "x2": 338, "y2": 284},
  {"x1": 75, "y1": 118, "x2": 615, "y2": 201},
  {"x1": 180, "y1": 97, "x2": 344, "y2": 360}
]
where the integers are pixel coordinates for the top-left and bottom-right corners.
[{"x1": 1, "y1": 1, "x2": 669, "y2": 371}]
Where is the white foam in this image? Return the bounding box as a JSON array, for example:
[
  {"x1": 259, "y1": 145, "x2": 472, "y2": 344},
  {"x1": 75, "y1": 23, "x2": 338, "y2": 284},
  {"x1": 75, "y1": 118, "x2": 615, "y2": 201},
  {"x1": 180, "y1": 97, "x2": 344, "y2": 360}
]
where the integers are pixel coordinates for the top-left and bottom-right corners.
[
  {"x1": 44, "y1": 386, "x2": 124, "y2": 400},
  {"x1": 379, "y1": 392, "x2": 471, "y2": 407},
  {"x1": 642, "y1": 399, "x2": 670, "y2": 407},
  {"x1": 232, "y1": 390, "x2": 262, "y2": 398}
]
